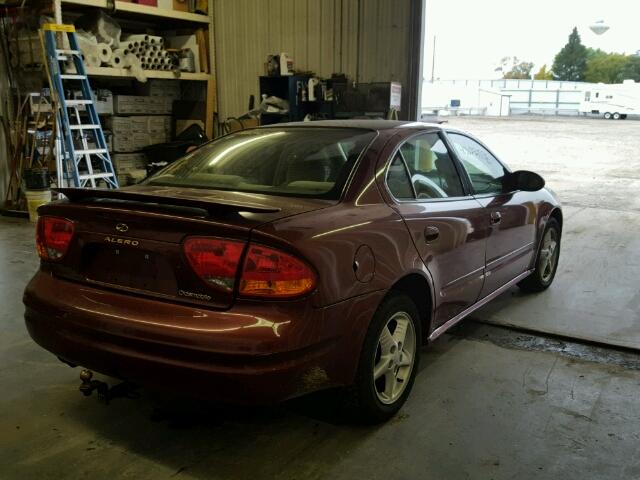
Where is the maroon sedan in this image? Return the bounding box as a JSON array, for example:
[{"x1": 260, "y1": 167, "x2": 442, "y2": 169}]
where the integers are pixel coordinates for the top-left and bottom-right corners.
[{"x1": 24, "y1": 120, "x2": 562, "y2": 422}]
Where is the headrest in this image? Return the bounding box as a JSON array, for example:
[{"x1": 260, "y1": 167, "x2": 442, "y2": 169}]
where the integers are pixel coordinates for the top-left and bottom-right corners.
[{"x1": 416, "y1": 145, "x2": 436, "y2": 172}]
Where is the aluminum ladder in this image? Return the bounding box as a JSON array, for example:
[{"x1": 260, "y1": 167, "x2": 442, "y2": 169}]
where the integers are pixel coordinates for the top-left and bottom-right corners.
[{"x1": 41, "y1": 23, "x2": 118, "y2": 189}]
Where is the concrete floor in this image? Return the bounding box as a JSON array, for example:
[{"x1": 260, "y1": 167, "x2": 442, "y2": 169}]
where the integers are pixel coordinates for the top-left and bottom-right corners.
[
  {"x1": 446, "y1": 116, "x2": 640, "y2": 349},
  {"x1": 2, "y1": 116, "x2": 640, "y2": 479}
]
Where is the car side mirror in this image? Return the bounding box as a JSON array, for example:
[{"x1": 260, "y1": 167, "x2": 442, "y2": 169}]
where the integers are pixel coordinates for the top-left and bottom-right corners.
[{"x1": 503, "y1": 170, "x2": 545, "y2": 192}]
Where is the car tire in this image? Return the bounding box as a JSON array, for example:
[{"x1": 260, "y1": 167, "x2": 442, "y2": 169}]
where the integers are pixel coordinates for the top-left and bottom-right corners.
[
  {"x1": 613, "y1": 112, "x2": 621, "y2": 120},
  {"x1": 344, "y1": 293, "x2": 421, "y2": 424},
  {"x1": 519, "y1": 217, "x2": 561, "y2": 293},
  {"x1": 604, "y1": 112, "x2": 612, "y2": 119}
]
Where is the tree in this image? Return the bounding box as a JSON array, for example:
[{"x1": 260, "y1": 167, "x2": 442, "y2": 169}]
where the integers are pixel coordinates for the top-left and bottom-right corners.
[
  {"x1": 552, "y1": 27, "x2": 588, "y2": 81},
  {"x1": 534, "y1": 64, "x2": 553, "y2": 80},
  {"x1": 586, "y1": 47, "x2": 606, "y2": 61},
  {"x1": 497, "y1": 56, "x2": 534, "y2": 79},
  {"x1": 616, "y1": 56, "x2": 640, "y2": 82},
  {"x1": 584, "y1": 49, "x2": 630, "y2": 83}
]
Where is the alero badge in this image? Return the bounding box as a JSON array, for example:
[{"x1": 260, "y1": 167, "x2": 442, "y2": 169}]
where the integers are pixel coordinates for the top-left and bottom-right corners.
[{"x1": 104, "y1": 236, "x2": 139, "y2": 246}]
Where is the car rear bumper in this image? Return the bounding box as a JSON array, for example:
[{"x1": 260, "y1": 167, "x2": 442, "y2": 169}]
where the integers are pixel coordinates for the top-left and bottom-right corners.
[{"x1": 23, "y1": 271, "x2": 384, "y2": 403}]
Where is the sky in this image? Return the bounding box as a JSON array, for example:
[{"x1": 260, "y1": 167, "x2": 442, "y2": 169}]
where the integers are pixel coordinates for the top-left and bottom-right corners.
[{"x1": 423, "y1": 0, "x2": 640, "y2": 80}]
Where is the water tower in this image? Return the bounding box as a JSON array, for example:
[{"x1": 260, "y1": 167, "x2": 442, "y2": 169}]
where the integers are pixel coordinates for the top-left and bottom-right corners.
[{"x1": 589, "y1": 20, "x2": 610, "y2": 35}]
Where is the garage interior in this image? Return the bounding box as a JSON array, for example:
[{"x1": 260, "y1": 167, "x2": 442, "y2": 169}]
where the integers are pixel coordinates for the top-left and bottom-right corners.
[{"x1": 1, "y1": 1, "x2": 640, "y2": 479}]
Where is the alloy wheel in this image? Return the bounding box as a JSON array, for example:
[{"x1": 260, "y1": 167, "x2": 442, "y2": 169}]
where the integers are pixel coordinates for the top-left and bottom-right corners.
[
  {"x1": 372, "y1": 311, "x2": 416, "y2": 405},
  {"x1": 539, "y1": 227, "x2": 559, "y2": 283}
]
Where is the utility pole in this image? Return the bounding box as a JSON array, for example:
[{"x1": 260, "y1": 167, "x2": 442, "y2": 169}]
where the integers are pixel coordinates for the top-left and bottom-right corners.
[{"x1": 430, "y1": 35, "x2": 436, "y2": 82}]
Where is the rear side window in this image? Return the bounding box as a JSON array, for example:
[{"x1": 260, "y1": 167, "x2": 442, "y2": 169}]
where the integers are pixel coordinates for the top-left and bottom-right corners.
[
  {"x1": 387, "y1": 154, "x2": 414, "y2": 200},
  {"x1": 145, "y1": 128, "x2": 376, "y2": 199},
  {"x1": 386, "y1": 132, "x2": 465, "y2": 200},
  {"x1": 400, "y1": 133, "x2": 465, "y2": 199}
]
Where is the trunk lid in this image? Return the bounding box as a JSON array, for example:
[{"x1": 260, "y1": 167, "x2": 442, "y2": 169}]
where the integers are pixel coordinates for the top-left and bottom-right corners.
[{"x1": 40, "y1": 186, "x2": 332, "y2": 309}]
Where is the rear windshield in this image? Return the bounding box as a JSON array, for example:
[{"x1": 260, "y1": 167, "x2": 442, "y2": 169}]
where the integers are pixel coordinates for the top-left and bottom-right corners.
[{"x1": 144, "y1": 127, "x2": 376, "y2": 199}]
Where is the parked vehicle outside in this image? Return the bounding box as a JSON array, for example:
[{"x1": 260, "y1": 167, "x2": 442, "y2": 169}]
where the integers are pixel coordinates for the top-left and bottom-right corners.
[{"x1": 579, "y1": 80, "x2": 640, "y2": 119}]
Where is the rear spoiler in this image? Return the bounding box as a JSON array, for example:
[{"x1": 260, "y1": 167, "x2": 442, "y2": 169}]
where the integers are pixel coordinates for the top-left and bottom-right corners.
[{"x1": 55, "y1": 188, "x2": 281, "y2": 215}]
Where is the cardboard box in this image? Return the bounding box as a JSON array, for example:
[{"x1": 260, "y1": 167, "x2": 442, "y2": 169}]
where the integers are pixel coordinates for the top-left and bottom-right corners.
[
  {"x1": 72, "y1": 89, "x2": 114, "y2": 115},
  {"x1": 31, "y1": 89, "x2": 114, "y2": 115},
  {"x1": 86, "y1": 131, "x2": 114, "y2": 152},
  {"x1": 148, "y1": 97, "x2": 174, "y2": 115},
  {"x1": 137, "y1": 80, "x2": 181, "y2": 100},
  {"x1": 107, "y1": 115, "x2": 172, "y2": 136},
  {"x1": 106, "y1": 116, "x2": 149, "y2": 134},
  {"x1": 173, "y1": 0, "x2": 189, "y2": 12},
  {"x1": 112, "y1": 132, "x2": 152, "y2": 152},
  {"x1": 113, "y1": 96, "x2": 172, "y2": 115},
  {"x1": 113, "y1": 95, "x2": 146, "y2": 115},
  {"x1": 169, "y1": 0, "x2": 207, "y2": 14},
  {"x1": 147, "y1": 116, "x2": 172, "y2": 133}
]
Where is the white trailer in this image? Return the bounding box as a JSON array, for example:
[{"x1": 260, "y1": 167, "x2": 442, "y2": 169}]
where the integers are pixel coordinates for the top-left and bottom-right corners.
[{"x1": 579, "y1": 80, "x2": 640, "y2": 119}]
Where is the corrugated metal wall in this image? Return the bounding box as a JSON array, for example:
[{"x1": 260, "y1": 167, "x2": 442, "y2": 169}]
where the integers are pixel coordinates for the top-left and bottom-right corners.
[{"x1": 214, "y1": 0, "x2": 414, "y2": 121}]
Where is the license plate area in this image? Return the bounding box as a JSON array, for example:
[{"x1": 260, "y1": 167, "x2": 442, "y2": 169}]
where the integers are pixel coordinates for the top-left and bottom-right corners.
[{"x1": 82, "y1": 244, "x2": 178, "y2": 295}]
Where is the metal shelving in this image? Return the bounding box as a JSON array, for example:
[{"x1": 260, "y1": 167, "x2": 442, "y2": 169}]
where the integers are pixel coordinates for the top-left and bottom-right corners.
[
  {"x1": 53, "y1": 0, "x2": 217, "y2": 137},
  {"x1": 61, "y1": 0, "x2": 210, "y2": 24},
  {"x1": 85, "y1": 66, "x2": 212, "y2": 81}
]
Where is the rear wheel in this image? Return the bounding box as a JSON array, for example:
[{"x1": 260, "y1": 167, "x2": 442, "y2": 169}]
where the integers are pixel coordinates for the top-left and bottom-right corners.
[
  {"x1": 345, "y1": 293, "x2": 420, "y2": 423},
  {"x1": 604, "y1": 112, "x2": 612, "y2": 119},
  {"x1": 519, "y1": 217, "x2": 561, "y2": 292},
  {"x1": 613, "y1": 112, "x2": 621, "y2": 120}
]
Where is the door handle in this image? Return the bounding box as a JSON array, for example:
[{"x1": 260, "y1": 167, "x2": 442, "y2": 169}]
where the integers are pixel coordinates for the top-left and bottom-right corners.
[
  {"x1": 424, "y1": 226, "x2": 440, "y2": 242},
  {"x1": 490, "y1": 211, "x2": 502, "y2": 225}
]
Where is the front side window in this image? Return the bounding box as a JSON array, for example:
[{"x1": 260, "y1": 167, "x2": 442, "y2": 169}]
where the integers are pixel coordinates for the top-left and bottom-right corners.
[
  {"x1": 448, "y1": 133, "x2": 507, "y2": 195},
  {"x1": 144, "y1": 128, "x2": 376, "y2": 199}
]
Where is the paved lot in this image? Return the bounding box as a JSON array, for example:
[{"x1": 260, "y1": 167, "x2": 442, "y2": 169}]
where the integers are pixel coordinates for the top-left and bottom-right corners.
[
  {"x1": 2, "y1": 116, "x2": 640, "y2": 479},
  {"x1": 445, "y1": 116, "x2": 640, "y2": 213},
  {"x1": 445, "y1": 116, "x2": 640, "y2": 349}
]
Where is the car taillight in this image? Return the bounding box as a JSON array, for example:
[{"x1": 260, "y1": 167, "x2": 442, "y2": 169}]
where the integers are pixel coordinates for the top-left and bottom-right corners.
[
  {"x1": 36, "y1": 216, "x2": 75, "y2": 261},
  {"x1": 239, "y1": 244, "x2": 316, "y2": 298},
  {"x1": 183, "y1": 237, "x2": 246, "y2": 291}
]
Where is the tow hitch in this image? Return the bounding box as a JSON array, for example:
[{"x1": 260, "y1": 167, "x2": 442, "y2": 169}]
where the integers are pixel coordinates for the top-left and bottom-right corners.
[{"x1": 79, "y1": 369, "x2": 140, "y2": 404}]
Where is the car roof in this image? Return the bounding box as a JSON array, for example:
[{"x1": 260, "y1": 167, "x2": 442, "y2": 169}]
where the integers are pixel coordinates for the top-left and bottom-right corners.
[{"x1": 261, "y1": 119, "x2": 448, "y2": 132}]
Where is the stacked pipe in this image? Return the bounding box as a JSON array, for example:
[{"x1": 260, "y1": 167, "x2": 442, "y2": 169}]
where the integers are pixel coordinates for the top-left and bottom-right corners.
[
  {"x1": 77, "y1": 34, "x2": 111, "y2": 68},
  {"x1": 119, "y1": 34, "x2": 175, "y2": 71}
]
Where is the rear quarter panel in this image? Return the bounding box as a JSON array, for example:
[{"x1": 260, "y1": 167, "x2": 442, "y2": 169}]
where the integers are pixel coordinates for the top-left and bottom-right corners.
[{"x1": 252, "y1": 130, "x2": 431, "y2": 308}]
